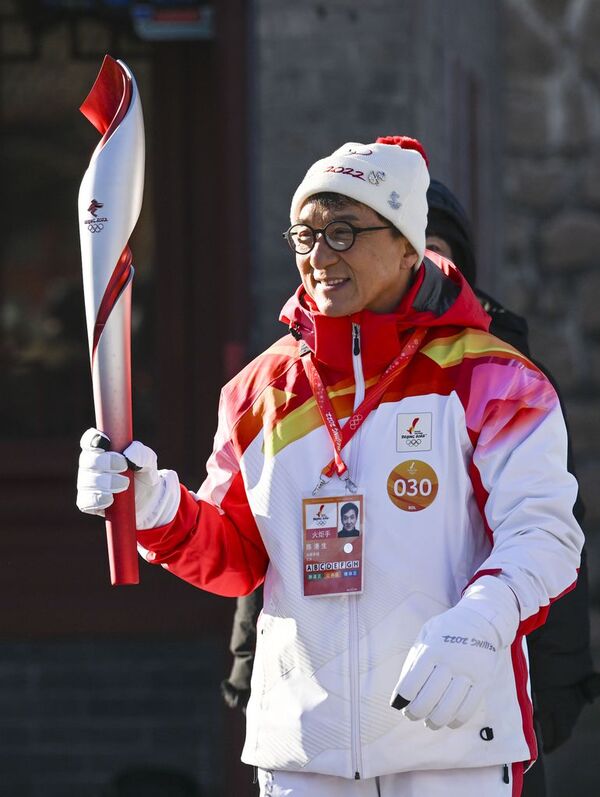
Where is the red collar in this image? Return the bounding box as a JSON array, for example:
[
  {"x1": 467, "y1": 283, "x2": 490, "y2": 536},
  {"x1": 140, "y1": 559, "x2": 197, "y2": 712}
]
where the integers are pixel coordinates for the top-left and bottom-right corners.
[
  {"x1": 279, "y1": 256, "x2": 490, "y2": 375},
  {"x1": 311, "y1": 311, "x2": 403, "y2": 374}
]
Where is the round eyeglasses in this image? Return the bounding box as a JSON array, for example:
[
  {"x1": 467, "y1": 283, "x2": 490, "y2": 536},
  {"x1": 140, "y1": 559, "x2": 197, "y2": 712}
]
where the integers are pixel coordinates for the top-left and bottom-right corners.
[{"x1": 283, "y1": 220, "x2": 393, "y2": 255}]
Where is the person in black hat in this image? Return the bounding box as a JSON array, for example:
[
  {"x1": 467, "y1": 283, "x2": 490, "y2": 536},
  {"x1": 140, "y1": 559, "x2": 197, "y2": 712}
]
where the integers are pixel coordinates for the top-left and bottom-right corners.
[
  {"x1": 426, "y1": 179, "x2": 528, "y2": 353},
  {"x1": 426, "y1": 178, "x2": 599, "y2": 797}
]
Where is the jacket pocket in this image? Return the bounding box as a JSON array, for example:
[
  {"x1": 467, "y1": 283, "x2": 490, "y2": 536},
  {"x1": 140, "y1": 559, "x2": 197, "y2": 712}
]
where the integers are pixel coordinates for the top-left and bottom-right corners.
[{"x1": 254, "y1": 612, "x2": 298, "y2": 697}]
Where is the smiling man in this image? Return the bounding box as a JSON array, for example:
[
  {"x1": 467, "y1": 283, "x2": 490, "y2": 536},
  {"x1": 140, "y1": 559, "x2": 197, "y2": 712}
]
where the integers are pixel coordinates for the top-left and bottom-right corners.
[
  {"x1": 290, "y1": 200, "x2": 417, "y2": 317},
  {"x1": 77, "y1": 137, "x2": 583, "y2": 797},
  {"x1": 338, "y1": 502, "x2": 360, "y2": 538}
]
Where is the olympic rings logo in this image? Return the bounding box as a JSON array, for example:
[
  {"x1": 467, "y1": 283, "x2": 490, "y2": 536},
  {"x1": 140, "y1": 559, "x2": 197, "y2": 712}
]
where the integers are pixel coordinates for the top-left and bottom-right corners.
[
  {"x1": 87, "y1": 222, "x2": 104, "y2": 233},
  {"x1": 349, "y1": 415, "x2": 363, "y2": 430}
]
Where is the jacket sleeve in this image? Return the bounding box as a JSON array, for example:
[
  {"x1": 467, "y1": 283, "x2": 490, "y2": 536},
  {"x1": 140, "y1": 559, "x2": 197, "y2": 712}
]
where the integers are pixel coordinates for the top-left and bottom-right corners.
[
  {"x1": 466, "y1": 360, "x2": 584, "y2": 637},
  {"x1": 136, "y1": 391, "x2": 269, "y2": 597}
]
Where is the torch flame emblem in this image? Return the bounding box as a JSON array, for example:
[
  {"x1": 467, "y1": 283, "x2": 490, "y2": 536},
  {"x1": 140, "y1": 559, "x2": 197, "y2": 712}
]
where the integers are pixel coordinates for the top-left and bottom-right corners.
[{"x1": 88, "y1": 199, "x2": 104, "y2": 217}]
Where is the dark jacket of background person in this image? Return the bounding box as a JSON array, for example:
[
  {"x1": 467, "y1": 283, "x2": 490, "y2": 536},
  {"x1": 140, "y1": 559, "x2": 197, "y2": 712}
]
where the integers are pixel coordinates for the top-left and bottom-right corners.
[{"x1": 221, "y1": 180, "x2": 599, "y2": 796}]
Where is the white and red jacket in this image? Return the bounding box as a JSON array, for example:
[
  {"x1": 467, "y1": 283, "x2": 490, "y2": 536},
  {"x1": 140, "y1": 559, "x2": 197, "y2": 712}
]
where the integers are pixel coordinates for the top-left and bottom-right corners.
[{"x1": 138, "y1": 254, "x2": 583, "y2": 778}]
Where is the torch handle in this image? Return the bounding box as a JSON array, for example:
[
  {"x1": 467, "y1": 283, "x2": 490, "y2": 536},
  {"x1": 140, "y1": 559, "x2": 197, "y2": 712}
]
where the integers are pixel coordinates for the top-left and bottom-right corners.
[
  {"x1": 91, "y1": 271, "x2": 139, "y2": 586},
  {"x1": 105, "y1": 475, "x2": 139, "y2": 585}
]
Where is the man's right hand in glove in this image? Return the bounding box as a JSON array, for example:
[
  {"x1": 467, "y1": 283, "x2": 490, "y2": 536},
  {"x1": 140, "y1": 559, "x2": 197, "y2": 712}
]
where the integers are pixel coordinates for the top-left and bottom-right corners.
[{"x1": 76, "y1": 427, "x2": 180, "y2": 529}]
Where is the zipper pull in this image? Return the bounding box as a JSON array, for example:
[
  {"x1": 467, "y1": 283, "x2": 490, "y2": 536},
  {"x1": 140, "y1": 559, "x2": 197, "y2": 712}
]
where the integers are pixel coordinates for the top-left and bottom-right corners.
[
  {"x1": 502, "y1": 764, "x2": 509, "y2": 784},
  {"x1": 352, "y1": 323, "x2": 361, "y2": 356},
  {"x1": 289, "y1": 321, "x2": 303, "y2": 340}
]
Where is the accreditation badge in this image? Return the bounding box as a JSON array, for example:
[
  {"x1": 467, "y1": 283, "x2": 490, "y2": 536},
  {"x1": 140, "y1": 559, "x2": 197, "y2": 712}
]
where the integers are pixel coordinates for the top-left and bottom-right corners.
[{"x1": 302, "y1": 494, "x2": 364, "y2": 597}]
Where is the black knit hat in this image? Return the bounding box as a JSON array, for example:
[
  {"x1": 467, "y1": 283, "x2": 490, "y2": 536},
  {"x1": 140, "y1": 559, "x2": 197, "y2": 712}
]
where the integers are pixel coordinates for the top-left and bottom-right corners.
[{"x1": 426, "y1": 179, "x2": 477, "y2": 287}]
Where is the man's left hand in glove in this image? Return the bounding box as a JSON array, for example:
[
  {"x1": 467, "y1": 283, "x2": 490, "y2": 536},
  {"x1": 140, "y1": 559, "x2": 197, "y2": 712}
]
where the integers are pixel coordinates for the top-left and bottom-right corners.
[{"x1": 390, "y1": 575, "x2": 520, "y2": 730}]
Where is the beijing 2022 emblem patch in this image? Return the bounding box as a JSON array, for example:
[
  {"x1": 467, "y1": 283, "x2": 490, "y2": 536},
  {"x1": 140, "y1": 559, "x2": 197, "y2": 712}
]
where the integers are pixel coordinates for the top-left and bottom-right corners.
[{"x1": 396, "y1": 413, "x2": 432, "y2": 452}]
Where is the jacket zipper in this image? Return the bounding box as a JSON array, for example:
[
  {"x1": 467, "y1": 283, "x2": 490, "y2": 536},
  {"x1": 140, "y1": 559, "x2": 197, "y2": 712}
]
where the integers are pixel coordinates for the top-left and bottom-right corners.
[{"x1": 348, "y1": 321, "x2": 364, "y2": 779}]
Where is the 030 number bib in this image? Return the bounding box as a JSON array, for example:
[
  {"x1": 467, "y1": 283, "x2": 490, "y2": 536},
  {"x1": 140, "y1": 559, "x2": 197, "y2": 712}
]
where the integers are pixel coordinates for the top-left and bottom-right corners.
[{"x1": 302, "y1": 494, "x2": 364, "y2": 597}]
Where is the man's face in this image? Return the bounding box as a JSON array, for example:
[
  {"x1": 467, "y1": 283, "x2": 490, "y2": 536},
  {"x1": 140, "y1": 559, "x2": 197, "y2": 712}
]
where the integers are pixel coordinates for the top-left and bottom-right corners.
[
  {"x1": 295, "y1": 199, "x2": 419, "y2": 317},
  {"x1": 342, "y1": 509, "x2": 357, "y2": 532},
  {"x1": 425, "y1": 235, "x2": 453, "y2": 261}
]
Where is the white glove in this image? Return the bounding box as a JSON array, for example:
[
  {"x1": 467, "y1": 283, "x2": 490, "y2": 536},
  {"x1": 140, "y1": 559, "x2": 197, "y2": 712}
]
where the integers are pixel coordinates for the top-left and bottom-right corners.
[
  {"x1": 76, "y1": 427, "x2": 180, "y2": 529},
  {"x1": 390, "y1": 576, "x2": 519, "y2": 730}
]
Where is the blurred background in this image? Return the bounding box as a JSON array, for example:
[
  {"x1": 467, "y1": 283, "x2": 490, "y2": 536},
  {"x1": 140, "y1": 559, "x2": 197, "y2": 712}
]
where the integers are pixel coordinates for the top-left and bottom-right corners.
[{"x1": 0, "y1": 0, "x2": 599, "y2": 794}]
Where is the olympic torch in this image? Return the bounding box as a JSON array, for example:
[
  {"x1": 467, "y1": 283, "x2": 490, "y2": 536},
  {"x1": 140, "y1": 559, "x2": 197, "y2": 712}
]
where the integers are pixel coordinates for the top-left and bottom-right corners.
[{"x1": 78, "y1": 55, "x2": 145, "y2": 585}]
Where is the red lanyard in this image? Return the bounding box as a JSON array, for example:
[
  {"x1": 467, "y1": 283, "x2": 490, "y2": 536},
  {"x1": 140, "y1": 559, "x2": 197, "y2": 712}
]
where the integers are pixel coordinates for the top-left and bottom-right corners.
[{"x1": 302, "y1": 328, "x2": 427, "y2": 483}]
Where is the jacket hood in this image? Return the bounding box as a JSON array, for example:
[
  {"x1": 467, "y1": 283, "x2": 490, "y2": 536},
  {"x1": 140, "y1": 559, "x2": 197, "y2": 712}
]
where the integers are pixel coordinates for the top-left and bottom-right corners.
[{"x1": 280, "y1": 252, "x2": 490, "y2": 372}]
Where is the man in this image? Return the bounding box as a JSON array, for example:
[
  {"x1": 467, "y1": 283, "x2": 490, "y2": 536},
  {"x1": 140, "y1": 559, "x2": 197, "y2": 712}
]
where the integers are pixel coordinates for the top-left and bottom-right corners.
[
  {"x1": 338, "y1": 502, "x2": 360, "y2": 537},
  {"x1": 78, "y1": 137, "x2": 583, "y2": 796},
  {"x1": 221, "y1": 182, "x2": 600, "y2": 775}
]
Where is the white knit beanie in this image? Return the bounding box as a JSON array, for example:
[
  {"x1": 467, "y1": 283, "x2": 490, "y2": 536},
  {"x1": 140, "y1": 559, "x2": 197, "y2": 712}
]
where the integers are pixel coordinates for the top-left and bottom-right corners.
[{"x1": 290, "y1": 136, "x2": 430, "y2": 262}]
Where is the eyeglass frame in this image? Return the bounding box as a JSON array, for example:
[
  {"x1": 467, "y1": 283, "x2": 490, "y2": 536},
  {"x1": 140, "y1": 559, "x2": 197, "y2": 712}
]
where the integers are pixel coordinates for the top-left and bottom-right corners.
[{"x1": 282, "y1": 220, "x2": 394, "y2": 254}]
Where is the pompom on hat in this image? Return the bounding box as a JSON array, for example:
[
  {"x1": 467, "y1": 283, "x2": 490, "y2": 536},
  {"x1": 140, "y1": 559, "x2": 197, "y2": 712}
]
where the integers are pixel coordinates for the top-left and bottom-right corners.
[{"x1": 290, "y1": 135, "x2": 430, "y2": 262}]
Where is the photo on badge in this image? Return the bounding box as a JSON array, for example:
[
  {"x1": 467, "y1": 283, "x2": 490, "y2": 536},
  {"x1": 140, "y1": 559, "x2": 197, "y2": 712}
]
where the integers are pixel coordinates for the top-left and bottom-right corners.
[
  {"x1": 338, "y1": 500, "x2": 360, "y2": 538},
  {"x1": 301, "y1": 494, "x2": 365, "y2": 598}
]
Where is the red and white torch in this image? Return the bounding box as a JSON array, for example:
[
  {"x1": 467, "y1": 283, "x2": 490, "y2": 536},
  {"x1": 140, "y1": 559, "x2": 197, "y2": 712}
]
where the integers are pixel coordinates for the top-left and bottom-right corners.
[{"x1": 78, "y1": 55, "x2": 145, "y2": 586}]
